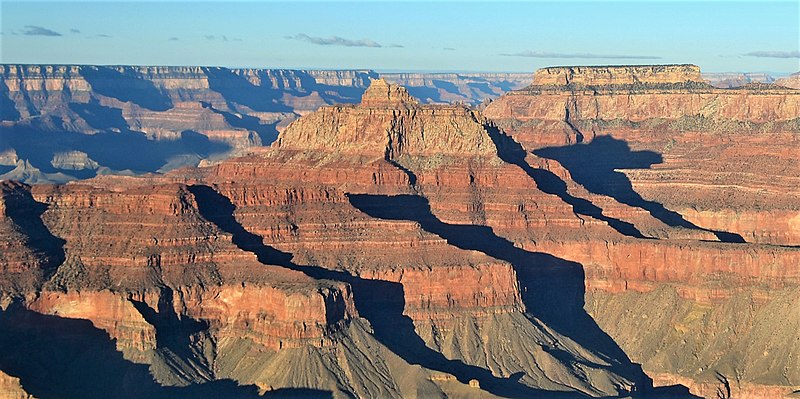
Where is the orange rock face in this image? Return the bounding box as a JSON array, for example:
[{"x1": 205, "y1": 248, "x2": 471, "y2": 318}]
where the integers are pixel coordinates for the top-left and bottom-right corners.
[
  {"x1": 0, "y1": 370, "x2": 35, "y2": 399},
  {"x1": 533, "y1": 64, "x2": 704, "y2": 86},
  {"x1": 7, "y1": 179, "x2": 358, "y2": 363},
  {"x1": 276, "y1": 78, "x2": 497, "y2": 158},
  {"x1": 0, "y1": 182, "x2": 64, "y2": 294},
  {"x1": 482, "y1": 64, "x2": 800, "y2": 395},
  {"x1": 1, "y1": 71, "x2": 798, "y2": 397}
]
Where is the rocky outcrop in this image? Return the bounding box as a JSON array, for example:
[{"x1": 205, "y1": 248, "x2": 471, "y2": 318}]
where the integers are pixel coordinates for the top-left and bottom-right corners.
[
  {"x1": 483, "y1": 65, "x2": 800, "y2": 244},
  {"x1": 49, "y1": 151, "x2": 99, "y2": 171},
  {"x1": 0, "y1": 182, "x2": 64, "y2": 294},
  {"x1": 276, "y1": 78, "x2": 497, "y2": 158},
  {"x1": 776, "y1": 72, "x2": 800, "y2": 89},
  {"x1": 0, "y1": 79, "x2": 651, "y2": 397},
  {"x1": 0, "y1": 370, "x2": 36, "y2": 399},
  {"x1": 482, "y1": 64, "x2": 800, "y2": 397},
  {"x1": 533, "y1": 64, "x2": 704, "y2": 86},
  {"x1": 1, "y1": 65, "x2": 528, "y2": 184},
  {"x1": 1, "y1": 73, "x2": 798, "y2": 398}
]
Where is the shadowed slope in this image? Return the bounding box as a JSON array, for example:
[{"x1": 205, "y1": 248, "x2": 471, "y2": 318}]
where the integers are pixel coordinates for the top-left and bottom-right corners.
[
  {"x1": 79, "y1": 66, "x2": 173, "y2": 111},
  {"x1": 0, "y1": 182, "x2": 66, "y2": 292},
  {"x1": 0, "y1": 304, "x2": 323, "y2": 399},
  {"x1": 347, "y1": 193, "x2": 706, "y2": 398},
  {"x1": 128, "y1": 286, "x2": 214, "y2": 380},
  {"x1": 347, "y1": 194, "x2": 638, "y2": 372},
  {"x1": 201, "y1": 101, "x2": 281, "y2": 145},
  {"x1": 534, "y1": 136, "x2": 745, "y2": 243},
  {"x1": 187, "y1": 184, "x2": 597, "y2": 398},
  {"x1": 1, "y1": 182, "x2": 66, "y2": 271},
  {"x1": 3, "y1": 123, "x2": 230, "y2": 177},
  {"x1": 485, "y1": 125, "x2": 645, "y2": 238}
]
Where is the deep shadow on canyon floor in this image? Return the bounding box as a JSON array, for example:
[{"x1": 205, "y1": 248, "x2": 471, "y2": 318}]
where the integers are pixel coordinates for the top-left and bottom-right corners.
[
  {"x1": 532, "y1": 135, "x2": 745, "y2": 243},
  {"x1": 189, "y1": 184, "x2": 700, "y2": 398},
  {"x1": 0, "y1": 304, "x2": 332, "y2": 399}
]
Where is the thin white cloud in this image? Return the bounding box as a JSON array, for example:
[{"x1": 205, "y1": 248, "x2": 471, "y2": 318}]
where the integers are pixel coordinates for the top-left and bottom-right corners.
[
  {"x1": 744, "y1": 50, "x2": 800, "y2": 59},
  {"x1": 289, "y1": 33, "x2": 385, "y2": 48},
  {"x1": 205, "y1": 34, "x2": 241, "y2": 42},
  {"x1": 22, "y1": 25, "x2": 62, "y2": 36}
]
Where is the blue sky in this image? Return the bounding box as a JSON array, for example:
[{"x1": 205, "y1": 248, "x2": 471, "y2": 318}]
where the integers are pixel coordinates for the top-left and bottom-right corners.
[{"x1": 1, "y1": 1, "x2": 798, "y2": 73}]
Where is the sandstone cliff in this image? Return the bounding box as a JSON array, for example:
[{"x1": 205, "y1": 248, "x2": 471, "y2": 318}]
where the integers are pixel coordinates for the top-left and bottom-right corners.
[
  {"x1": 482, "y1": 64, "x2": 800, "y2": 397},
  {"x1": 484, "y1": 64, "x2": 800, "y2": 246},
  {"x1": 776, "y1": 71, "x2": 800, "y2": 89},
  {"x1": 0, "y1": 79, "x2": 650, "y2": 398},
  {"x1": 1, "y1": 73, "x2": 798, "y2": 398},
  {"x1": 1, "y1": 65, "x2": 528, "y2": 185},
  {"x1": 276, "y1": 78, "x2": 497, "y2": 159},
  {"x1": 533, "y1": 64, "x2": 704, "y2": 86}
]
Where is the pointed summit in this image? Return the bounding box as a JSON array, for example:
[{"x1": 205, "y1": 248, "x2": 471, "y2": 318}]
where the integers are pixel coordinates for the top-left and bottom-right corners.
[{"x1": 360, "y1": 78, "x2": 418, "y2": 107}]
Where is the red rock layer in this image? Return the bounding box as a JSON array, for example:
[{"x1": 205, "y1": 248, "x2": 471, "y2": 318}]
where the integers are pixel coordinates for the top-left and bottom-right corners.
[
  {"x1": 2, "y1": 74, "x2": 798, "y2": 396},
  {"x1": 481, "y1": 65, "x2": 800, "y2": 394},
  {"x1": 28, "y1": 290, "x2": 157, "y2": 354},
  {"x1": 27, "y1": 283, "x2": 354, "y2": 353},
  {"x1": 8, "y1": 181, "x2": 357, "y2": 354},
  {"x1": 198, "y1": 179, "x2": 526, "y2": 323},
  {"x1": 0, "y1": 182, "x2": 62, "y2": 294},
  {"x1": 484, "y1": 66, "x2": 800, "y2": 247},
  {"x1": 355, "y1": 263, "x2": 521, "y2": 321},
  {"x1": 531, "y1": 240, "x2": 800, "y2": 301}
]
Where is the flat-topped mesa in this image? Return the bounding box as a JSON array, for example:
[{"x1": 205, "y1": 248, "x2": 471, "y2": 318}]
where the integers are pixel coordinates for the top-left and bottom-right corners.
[
  {"x1": 533, "y1": 64, "x2": 704, "y2": 87},
  {"x1": 275, "y1": 79, "x2": 497, "y2": 159}
]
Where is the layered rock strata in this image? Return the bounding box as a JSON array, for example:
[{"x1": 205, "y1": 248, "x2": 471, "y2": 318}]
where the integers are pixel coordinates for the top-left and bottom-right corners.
[
  {"x1": 0, "y1": 65, "x2": 528, "y2": 184},
  {"x1": 0, "y1": 78, "x2": 648, "y2": 398},
  {"x1": 484, "y1": 65, "x2": 800, "y2": 397},
  {"x1": 1, "y1": 72, "x2": 798, "y2": 398}
]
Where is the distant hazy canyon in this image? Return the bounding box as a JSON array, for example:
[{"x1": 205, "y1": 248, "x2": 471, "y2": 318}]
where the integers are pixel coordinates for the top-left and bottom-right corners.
[{"x1": 0, "y1": 64, "x2": 796, "y2": 184}]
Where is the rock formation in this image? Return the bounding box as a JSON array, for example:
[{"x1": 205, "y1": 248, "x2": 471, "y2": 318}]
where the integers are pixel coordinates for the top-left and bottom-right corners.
[
  {"x1": 275, "y1": 78, "x2": 497, "y2": 158},
  {"x1": 0, "y1": 370, "x2": 36, "y2": 399},
  {"x1": 0, "y1": 65, "x2": 529, "y2": 184},
  {"x1": 0, "y1": 69, "x2": 798, "y2": 398},
  {"x1": 483, "y1": 65, "x2": 800, "y2": 397},
  {"x1": 0, "y1": 78, "x2": 648, "y2": 398},
  {"x1": 776, "y1": 71, "x2": 800, "y2": 89},
  {"x1": 532, "y1": 64, "x2": 704, "y2": 86},
  {"x1": 0, "y1": 65, "x2": 376, "y2": 184},
  {"x1": 702, "y1": 72, "x2": 777, "y2": 88}
]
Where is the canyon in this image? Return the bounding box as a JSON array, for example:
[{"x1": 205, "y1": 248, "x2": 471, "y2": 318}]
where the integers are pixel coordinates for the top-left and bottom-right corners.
[
  {"x1": 0, "y1": 65, "x2": 530, "y2": 184},
  {"x1": 0, "y1": 64, "x2": 799, "y2": 398}
]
